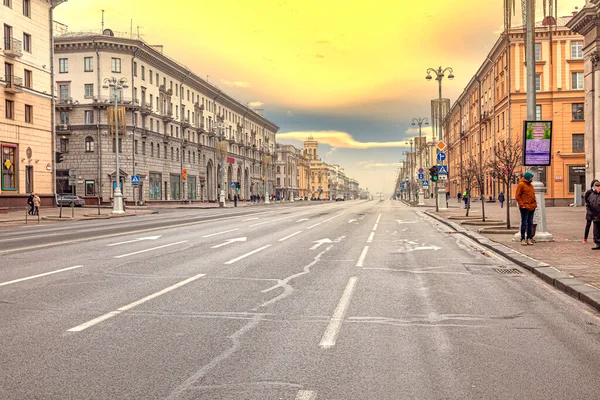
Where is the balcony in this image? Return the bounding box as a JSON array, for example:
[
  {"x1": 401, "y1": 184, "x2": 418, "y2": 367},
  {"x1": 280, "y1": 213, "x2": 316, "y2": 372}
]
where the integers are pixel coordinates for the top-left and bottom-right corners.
[
  {"x1": 56, "y1": 123, "x2": 71, "y2": 133},
  {"x1": 161, "y1": 109, "x2": 173, "y2": 122},
  {"x1": 140, "y1": 102, "x2": 152, "y2": 116},
  {"x1": 480, "y1": 111, "x2": 492, "y2": 122},
  {"x1": 182, "y1": 139, "x2": 189, "y2": 148},
  {"x1": 141, "y1": 129, "x2": 149, "y2": 138},
  {"x1": 182, "y1": 117, "x2": 190, "y2": 129},
  {"x1": 56, "y1": 97, "x2": 74, "y2": 110},
  {"x1": 3, "y1": 37, "x2": 22, "y2": 57},
  {"x1": 4, "y1": 75, "x2": 23, "y2": 94}
]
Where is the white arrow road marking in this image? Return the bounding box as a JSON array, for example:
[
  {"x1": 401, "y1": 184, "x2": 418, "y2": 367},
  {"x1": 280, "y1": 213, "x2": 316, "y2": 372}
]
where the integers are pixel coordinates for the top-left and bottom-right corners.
[
  {"x1": 202, "y1": 228, "x2": 239, "y2": 238},
  {"x1": 114, "y1": 241, "x2": 188, "y2": 258},
  {"x1": 67, "y1": 273, "x2": 206, "y2": 332},
  {"x1": 210, "y1": 237, "x2": 247, "y2": 248},
  {"x1": 297, "y1": 218, "x2": 309, "y2": 222},
  {"x1": 396, "y1": 219, "x2": 417, "y2": 224},
  {"x1": 0, "y1": 265, "x2": 84, "y2": 287},
  {"x1": 310, "y1": 238, "x2": 333, "y2": 250},
  {"x1": 243, "y1": 217, "x2": 259, "y2": 221},
  {"x1": 295, "y1": 390, "x2": 317, "y2": 400},
  {"x1": 395, "y1": 245, "x2": 442, "y2": 253},
  {"x1": 107, "y1": 236, "x2": 162, "y2": 246},
  {"x1": 348, "y1": 219, "x2": 358, "y2": 223},
  {"x1": 319, "y1": 277, "x2": 358, "y2": 348}
]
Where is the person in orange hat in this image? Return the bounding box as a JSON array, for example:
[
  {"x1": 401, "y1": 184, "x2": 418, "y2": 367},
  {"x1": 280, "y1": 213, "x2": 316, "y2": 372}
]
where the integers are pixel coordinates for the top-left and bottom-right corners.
[{"x1": 515, "y1": 171, "x2": 537, "y2": 246}]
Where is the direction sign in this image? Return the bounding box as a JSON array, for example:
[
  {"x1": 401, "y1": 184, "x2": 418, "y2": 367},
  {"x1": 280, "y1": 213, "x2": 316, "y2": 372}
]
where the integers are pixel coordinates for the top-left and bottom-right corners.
[
  {"x1": 436, "y1": 141, "x2": 447, "y2": 151},
  {"x1": 68, "y1": 169, "x2": 77, "y2": 185},
  {"x1": 437, "y1": 165, "x2": 448, "y2": 174},
  {"x1": 418, "y1": 167, "x2": 424, "y2": 174},
  {"x1": 437, "y1": 152, "x2": 447, "y2": 161},
  {"x1": 131, "y1": 175, "x2": 141, "y2": 185},
  {"x1": 418, "y1": 173, "x2": 424, "y2": 179},
  {"x1": 422, "y1": 180, "x2": 429, "y2": 187}
]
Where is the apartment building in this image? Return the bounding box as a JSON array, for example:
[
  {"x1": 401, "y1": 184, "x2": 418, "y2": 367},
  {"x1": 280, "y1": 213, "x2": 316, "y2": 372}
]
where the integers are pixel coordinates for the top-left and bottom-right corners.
[
  {"x1": 53, "y1": 29, "x2": 278, "y2": 204},
  {"x1": 445, "y1": 15, "x2": 585, "y2": 206},
  {"x1": 303, "y1": 136, "x2": 329, "y2": 200},
  {"x1": 1, "y1": 0, "x2": 55, "y2": 207},
  {"x1": 274, "y1": 143, "x2": 304, "y2": 200}
]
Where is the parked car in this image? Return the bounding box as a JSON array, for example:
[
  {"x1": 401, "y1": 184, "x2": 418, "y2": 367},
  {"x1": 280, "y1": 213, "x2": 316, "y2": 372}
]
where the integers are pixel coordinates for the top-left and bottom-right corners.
[
  {"x1": 57, "y1": 194, "x2": 85, "y2": 207},
  {"x1": 294, "y1": 196, "x2": 303, "y2": 201},
  {"x1": 335, "y1": 195, "x2": 345, "y2": 201}
]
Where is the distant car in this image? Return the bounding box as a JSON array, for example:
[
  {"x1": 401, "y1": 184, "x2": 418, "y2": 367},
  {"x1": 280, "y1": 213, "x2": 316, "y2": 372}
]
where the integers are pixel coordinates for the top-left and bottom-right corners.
[
  {"x1": 57, "y1": 194, "x2": 85, "y2": 207},
  {"x1": 335, "y1": 195, "x2": 345, "y2": 201},
  {"x1": 294, "y1": 196, "x2": 303, "y2": 201}
]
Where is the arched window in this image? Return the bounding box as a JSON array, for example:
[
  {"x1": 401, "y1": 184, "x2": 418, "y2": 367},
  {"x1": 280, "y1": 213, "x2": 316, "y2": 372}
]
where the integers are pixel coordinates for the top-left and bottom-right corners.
[
  {"x1": 277, "y1": 166, "x2": 280, "y2": 173},
  {"x1": 151, "y1": 142, "x2": 154, "y2": 157},
  {"x1": 85, "y1": 136, "x2": 94, "y2": 152},
  {"x1": 157, "y1": 144, "x2": 160, "y2": 158},
  {"x1": 188, "y1": 150, "x2": 191, "y2": 163},
  {"x1": 193, "y1": 152, "x2": 196, "y2": 164},
  {"x1": 171, "y1": 147, "x2": 174, "y2": 160}
]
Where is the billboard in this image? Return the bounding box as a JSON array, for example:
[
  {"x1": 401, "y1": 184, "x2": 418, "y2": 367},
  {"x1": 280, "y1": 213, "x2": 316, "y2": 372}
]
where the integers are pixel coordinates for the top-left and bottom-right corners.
[{"x1": 523, "y1": 120, "x2": 552, "y2": 166}]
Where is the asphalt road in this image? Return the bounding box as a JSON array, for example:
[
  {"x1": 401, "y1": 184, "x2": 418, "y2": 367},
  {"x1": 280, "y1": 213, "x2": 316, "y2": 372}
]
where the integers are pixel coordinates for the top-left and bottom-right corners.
[{"x1": 1, "y1": 200, "x2": 600, "y2": 399}]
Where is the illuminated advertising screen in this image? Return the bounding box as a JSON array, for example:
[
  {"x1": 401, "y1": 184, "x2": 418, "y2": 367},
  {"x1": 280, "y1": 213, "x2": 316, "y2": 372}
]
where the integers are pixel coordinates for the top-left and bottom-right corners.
[{"x1": 523, "y1": 120, "x2": 552, "y2": 166}]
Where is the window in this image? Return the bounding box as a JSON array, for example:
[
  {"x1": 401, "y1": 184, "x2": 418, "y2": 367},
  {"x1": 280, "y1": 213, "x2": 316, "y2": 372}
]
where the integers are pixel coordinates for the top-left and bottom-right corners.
[
  {"x1": 24, "y1": 104, "x2": 32, "y2": 123},
  {"x1": 84, "y1": 83, "x2": 94, "y2": 98},
  {"x1": 23, "y1": 33, "x2": 31, "y2": 53},
  {"x1": 156, "y1": 73, "x2": 159, "y2": 86},
  {"x1": 535, "y1": 105, "x2": 542, "y2": 121},
  {"x1": 59, "y1": 111, "x2": 69, "y2": 125},
  {"x1": 572, "y1": 40, "x2": 583, "y2": 59},
  {"x1": 141, "y1": 66, "x2": 145, "y2": 80},
  {"x1": 535, "y1": 74, "x2": 541, "y2": 91},
  {"x1": 149, "y1": 172, "x2": 162, "y2": 200},
  {"x1": 23, "y1": 0, "x2": 30, "y2": 16},
  {"x1": 85, "y1": 110, "x2": 94, "y2": 124},
  {"x1": 112, "y1": 138, "x2": 122, "y2": 153},
  {"x1": 59, "y1": 58, "x2": 68, "y2": 73},
  {"x1": 111, "y1": 58, "x2": 121, "y2": 73},
  {"x1": 25, "y1": 165, "x2": 33, "y2": 193},
  {"x1": 142, "y1": 141, "x2": 146, "y2": 155},
  {"x1": 149, "y1": 70, "x2": 153, "y2": 84},
  {"x1": 84, "y1": 57, "x2": 93, "y2": 72},
  {"x1": 572, "y1": 134, "x2": 584, "y2": 153},
  {"x1": 170, "y1": 174, "x2": 181, "y2": 200},
  {"x1": 59, "y1": 84, "x2": 69, "y2": 101},
  {"x1": 85, "y1": 180, "x2": 95, "y2": 196},
  {"x1": 157, "y1": 144, "x2": 160, "y2": 158},
  {"x1": 151, "y1": 143, "x2": 155, "y2": 157},
  {"x1": 24, "y1": 69, "x2": 32, "y2": 88},
  {"x1": 5, "y1": 99, "x2": 14, "y2": 119},
  {"x1": 535, "y1": 43, "x2": 541, "y2": 61},
  {"x1": 1, "y1": 144, "x2": 17, "y2": 191},
  {"x1": 572, "y1": 103, "x2": 584, "y2": 121},
  {"x1": 572, "y1": 72, "x2": 583, "y2": 90},
  {"x1": 60, "y1": 138, "x2": 69, "y2": 153},
  {"x1": 568, "y1": 165, "x2": 586, "y2": 193},
  {"x1": 3, "y1": 0, "x2": 11, "y2": 8},
  {"x1": 133, "y1": 61, "x2": 137, "y2": 76},
  {"x1": 85, "y1": 136, "x2": 94, "y2": 152},
  {"x1": 171, "y1": 147, "x2": 174, "y2": 160}
]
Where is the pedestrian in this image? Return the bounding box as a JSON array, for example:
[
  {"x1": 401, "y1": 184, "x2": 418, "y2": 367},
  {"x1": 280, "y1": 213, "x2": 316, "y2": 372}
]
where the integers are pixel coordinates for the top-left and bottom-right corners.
[
  {"x1": 498, "y1": 191, "x2": 505, "y2": 209},
  {"x1": 587, "y1": 180, "x2": 600, "y2": 250},
  {"x1": 584, "y1": 179, "x2": 599, "y2": 243},
  {"x1": 32, "y1": 193, "x2": 41, "y2": 216},
  {"x1": 234, "y1": 193, "x2": 238, "y2": 207},
  {"x1": 458, "y1": 192, "x2": 462, "y2": 203},
  {"x1": 463, "y1": 190, "x2": 469, "y2": 208},
  {"x1": 515, "y1": 171, "x2": 537, "y2": 246},
  {"x1": 27, "y1": 192, "x2": 34, "y2": 215}
]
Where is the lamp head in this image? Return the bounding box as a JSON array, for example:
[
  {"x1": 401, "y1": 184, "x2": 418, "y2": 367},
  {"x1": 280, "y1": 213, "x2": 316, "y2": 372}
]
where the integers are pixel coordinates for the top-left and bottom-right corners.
[
  {"x1": 425, "y1": 121, "x2": 429, "y2": 125},
  {"x1": 411, "y1": 122, "x2": 416, "y2": 126},
  {"x1": 102, "y1": 84, "x2": 109, "y2": 90},
  {"x1": 448, "y1": 73, "x2": 455, "y2": 80},
  {"x1": 425, "y1": 75, "x2": 432, "y2": 81},
  {"x1": 122, "y1": 83, "x2": 129, "y2": 89}
]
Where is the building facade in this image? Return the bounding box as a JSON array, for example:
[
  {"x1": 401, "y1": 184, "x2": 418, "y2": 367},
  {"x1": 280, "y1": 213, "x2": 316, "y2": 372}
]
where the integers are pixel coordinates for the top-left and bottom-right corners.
[
  {"x1": 1, "y1": 0, "x2": 55, "y2": 207},
  {"x1": 303, "y1": 136, "x2": 330, "y2": 200},
  {"x1": 53, "y1": 30, "x2": 278, "y2": 204},
  {"x1": 445, "y1": 15, "x2": 586, "y2": 206},
  {"x1": 274, "y1": 143, "x2": 302, "y2": 200}
]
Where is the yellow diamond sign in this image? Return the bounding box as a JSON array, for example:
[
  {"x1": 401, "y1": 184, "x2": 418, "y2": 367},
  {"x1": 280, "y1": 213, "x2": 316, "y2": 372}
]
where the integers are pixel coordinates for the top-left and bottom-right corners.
[
  {"x1": 4, "y1": 159, "x2": 12, "y2": 170},
  {"x1": 436, "y1": 141, "x2": 446, "y2": 152}
]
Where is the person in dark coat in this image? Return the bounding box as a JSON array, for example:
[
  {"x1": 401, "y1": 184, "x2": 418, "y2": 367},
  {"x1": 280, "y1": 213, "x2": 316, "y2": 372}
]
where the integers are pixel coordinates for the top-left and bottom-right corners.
[
  {"x1": 498, "y1": 191, "x2": 505, "y2": 208},
  {"x1": 587, "y1": 180, "x2": 600, "y2": 250},
  {"x1": 584, "y1": 179, "x2": 599, "y2": 243},
  {"x1": 27, "y1": 193, "x2": 34, "y2": 215}
]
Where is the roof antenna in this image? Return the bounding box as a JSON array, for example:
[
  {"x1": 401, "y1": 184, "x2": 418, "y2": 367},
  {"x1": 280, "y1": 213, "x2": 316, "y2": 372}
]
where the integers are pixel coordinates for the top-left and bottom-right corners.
[{"x1": 101, "y1": 9, "x2": 104, "y2": 33}]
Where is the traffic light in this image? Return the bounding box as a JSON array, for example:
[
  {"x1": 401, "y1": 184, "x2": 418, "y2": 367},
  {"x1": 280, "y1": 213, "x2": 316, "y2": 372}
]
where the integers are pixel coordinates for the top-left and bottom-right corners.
[
  {"x1": 429, "y1": 166, "x2": 438, "y2": 182},
  {"x1": 182, "y1": 168, "x2": 187, "y2": 181},
  {"x1": 56, "y1": 151, "x2": 64, "y2": 163},
  {"x1": 235, "y1": 182, "x2": 240, "y2": 191},
  {"x1": 218, "y1": 183, "x2": 221, "y2": 189}
]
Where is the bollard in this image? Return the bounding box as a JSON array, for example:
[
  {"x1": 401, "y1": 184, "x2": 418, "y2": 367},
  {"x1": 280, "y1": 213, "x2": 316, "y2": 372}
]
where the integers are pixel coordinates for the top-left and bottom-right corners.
[
  {"x1": 25, "y1": 208, "x2": 28, "y2": 224},
  {"x1": 37, "y1": 208, "x2": 40, "y2": 224},
  {"x1": 71, "y1": 201, "x2": 75, "y2": 218}
]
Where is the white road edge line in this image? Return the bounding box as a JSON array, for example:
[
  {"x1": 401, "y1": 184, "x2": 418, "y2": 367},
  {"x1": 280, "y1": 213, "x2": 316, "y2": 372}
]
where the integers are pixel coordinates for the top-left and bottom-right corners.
[
  {"x1": 319, "y1": 276, "x2": 358, "y2": 348},
  {"x1": 113, "y1": 241, "x2": 188, "y2": 259},
  {"x1": 202, "y1": 229, "x2": 239, "y2": 238},
  {"x1": 295, "y1": 390, "x2": 317, "y2": 400},
  {"x1": 0, "y1": 265, "x2": 84, "y2": 287},
  {"x1": 67, "y1": 273, "x2": 206, "y2": 332},
  {"x1": 372, "y1": 223, "x2": 378, "y2": 231},
  {"x1": 367, "y1": 232, "x2": 375, "y2": 243},
  {"x1": 356, "y1": 246, "x2": 369, "y2": 267},
  {"x1": 279, "y1": 231, "x2": 302, "y2": 242},
  {"x1": 376, "y1": 213, "x2": 382, "y2": 223},
  {"x1": 224, "y1": 245, "x2": 271, "y2": 265}
]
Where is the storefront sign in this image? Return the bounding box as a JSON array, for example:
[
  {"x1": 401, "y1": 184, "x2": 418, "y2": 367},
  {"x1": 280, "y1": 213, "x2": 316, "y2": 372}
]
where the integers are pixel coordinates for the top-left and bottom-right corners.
[
  {"x1": 523, "y1": 120, "x2": 552, "y2": 166},
  {"x1": 227, "y1": 157, "x2": 235, "y2": 163}
]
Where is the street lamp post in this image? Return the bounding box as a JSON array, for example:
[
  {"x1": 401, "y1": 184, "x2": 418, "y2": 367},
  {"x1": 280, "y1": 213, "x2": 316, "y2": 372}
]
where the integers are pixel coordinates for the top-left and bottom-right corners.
[
  {"x1": 263, "y1": 143, "x2": 271, "y2": 204},
  {"x1": 412, "y1": 117, "x2": 429, "y2": 205},
  {"x1": 288, "y1": 160, "x2": 295, "y2": 202},
  {"x1": 214, "y1": 117, "x2": 226, "y2": 207},
  {"x1": 426, "y1": 66, "x2": 454, "y2": 211},
  {"x1": 102, "y1": 77, "x2": 129, "y2": 214},
  {"x1": 405, "y1": 139, "x2": 414, "y2": 202}
]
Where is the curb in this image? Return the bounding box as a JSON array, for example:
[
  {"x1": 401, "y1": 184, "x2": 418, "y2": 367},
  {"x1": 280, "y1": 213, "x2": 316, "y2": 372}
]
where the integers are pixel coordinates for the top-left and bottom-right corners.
[{"x1": 424, "y1": 210, "x2": 600, "y2": 314}]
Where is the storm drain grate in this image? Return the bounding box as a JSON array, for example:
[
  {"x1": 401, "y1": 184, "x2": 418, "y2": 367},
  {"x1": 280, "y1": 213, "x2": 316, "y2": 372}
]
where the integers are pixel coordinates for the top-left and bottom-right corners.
[{"x1": 494, "y1": 268, "x2": 522, "y2": 275}]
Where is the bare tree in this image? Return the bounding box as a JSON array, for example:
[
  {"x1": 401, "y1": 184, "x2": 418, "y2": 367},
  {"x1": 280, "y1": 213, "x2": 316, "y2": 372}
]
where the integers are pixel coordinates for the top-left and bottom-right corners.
[
  {"x1": 486, "y1": 139, "x2": 522, "y2": 229},
  {"x1": 473, "y1": 153, "x2": 490, "y2": 222},
  {"x1": 462, "y1": 158, "x2": 479, "y2": 217}
]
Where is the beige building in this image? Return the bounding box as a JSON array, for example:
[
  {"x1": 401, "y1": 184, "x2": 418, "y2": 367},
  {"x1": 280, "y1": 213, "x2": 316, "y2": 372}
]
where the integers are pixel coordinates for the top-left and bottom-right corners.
[
  {"x1": 52, "y1": 29, "x2": 278, "y2": 204},
  {"x1": 1, "y1": 0, "x2": 57, "y2": 207},
  {"x1": 303, "y1": 136, "x2": 329, "y2": 200},
  {"x1": 274, "y1": 143, "x2": 302, "y2": 200}
]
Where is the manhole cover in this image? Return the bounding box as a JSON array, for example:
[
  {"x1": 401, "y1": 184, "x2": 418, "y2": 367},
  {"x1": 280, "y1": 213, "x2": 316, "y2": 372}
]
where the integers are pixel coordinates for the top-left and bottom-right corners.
[{"x1": 494, "y1": 268, "x2": 522, "y2": 275}]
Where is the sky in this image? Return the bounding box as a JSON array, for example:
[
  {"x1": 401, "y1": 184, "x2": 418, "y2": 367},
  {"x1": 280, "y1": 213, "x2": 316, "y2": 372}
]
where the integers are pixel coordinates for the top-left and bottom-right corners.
[{"x1": 54, "y1": 0, "x2": 586, "y2": 196}]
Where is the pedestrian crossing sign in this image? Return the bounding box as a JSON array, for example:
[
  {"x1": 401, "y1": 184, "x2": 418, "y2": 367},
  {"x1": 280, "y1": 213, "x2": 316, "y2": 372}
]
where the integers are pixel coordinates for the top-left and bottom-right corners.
[{"x1": 437, "y1": 165, "x2": 448, "y2": 175}]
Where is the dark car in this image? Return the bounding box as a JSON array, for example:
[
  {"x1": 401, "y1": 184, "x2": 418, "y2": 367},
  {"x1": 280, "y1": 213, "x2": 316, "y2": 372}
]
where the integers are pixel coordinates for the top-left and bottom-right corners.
[{"x1": 57, "y1": 194, "x2": 85, "y2": 207}]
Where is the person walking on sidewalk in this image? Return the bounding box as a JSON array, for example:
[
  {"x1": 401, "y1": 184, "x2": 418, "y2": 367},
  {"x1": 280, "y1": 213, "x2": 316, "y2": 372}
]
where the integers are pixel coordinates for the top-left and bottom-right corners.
[
  {"x1": 32, "y1": 193, "x2": 41, "y2": 216},
  {"x1": 27, "y1": 193, "x2": 34, "y2": 215},
  {"x1": 583, "y1": 179, "x2": 599, "y2": 243},
  {"x1": 515, "y1": 172, "x2": 537, "y2": 246},
  {"x1": 498, "y1": 191, "x2": 505, "y2": 208},
  {"x1": 586, "y1": 181, "x2": 600, "y2": 250}
]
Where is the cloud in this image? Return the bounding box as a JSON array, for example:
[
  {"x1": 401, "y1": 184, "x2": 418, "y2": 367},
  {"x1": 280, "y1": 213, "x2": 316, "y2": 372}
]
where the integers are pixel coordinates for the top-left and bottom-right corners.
[
  {"x1": 286, "y1": 111, "x2": 294, "y2": 117},
  {"x1": 315, "y1": 53, "x2": 325, "y2": 58},
  {"x1": 277, "y1": 130, "x2": 408, "y2": 149},
  {"x1": 220, "y1": 79, "x2": 251, "y2": 88},
  {"x1": 324, "y1": 147, "x2": 337, "y2": 159},
  {"x1": 356, "y1": 160, "x2": 402, "y2": 168},
  {"x1": 248, "y1": 101, "x2": 264, "y2": 108}
]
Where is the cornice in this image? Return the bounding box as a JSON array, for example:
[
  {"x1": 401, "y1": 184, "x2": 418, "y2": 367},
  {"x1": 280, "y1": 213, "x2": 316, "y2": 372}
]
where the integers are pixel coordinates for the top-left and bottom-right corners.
[{"x1": 567, "y1": 6, "x2": 599, "y2": 35}]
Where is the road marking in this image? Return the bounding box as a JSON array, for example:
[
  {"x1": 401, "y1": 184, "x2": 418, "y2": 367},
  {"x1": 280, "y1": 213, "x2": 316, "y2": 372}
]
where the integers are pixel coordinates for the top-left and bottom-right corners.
[
  {"x1": 356, "y1": 246, "x2": 369, "y2": 267},
  {"x1": 279, "y1": 231, "x2": 302, "y2": 242},
  {"x1": 297, "y1": 218, "x2": 309, "y2": 222},
  {"x1": 319, "y1": 277, "x2": 358, "y2": 348},
  {"x1": 348, "y1": 219, "x2": 357, "y2": 223},
  {"x1": 114, "y1": 241, "x2": 188, "y2": 259},
  {"x1": 107, "y1": 236, "x2": 162, "y2": 246},
  {"x1": 376, "y1": 213, "x2": 382, "y2": 223},
  {"x1": 372, "y1": 223, "x2": 378, "y2": 231},
  {"x1": 243, "y1": 217, "x2": 259, "y2": 221},
  {"x1": 367, "y1": 232, "x2": 375, "y2": 243},
  {"x1": 67, "y1": 273, "x2": 206, "y2": 332},
  {"x1": 396, "y1": 219, "x2": 417, "y2": 224},
  {"x1": 224, "y1": 245, "x2": 271, "y2": 265},
  {"x1": 295, "y1": 390, "x2": 317, "y2": 400},
  {"x1": 0, "y1": 265, "x2": 83, "y2": 287},
  {"x1": 307, "y1": 213, "x2": 344, "y2": 229},
  {"x1": 310, "y1": 238, "x2": 333, "y2": 250},
  {"x1": 249, "y1": 220, "x2": 273, "y2": 227},
  {"x1": 202, "y1": 228, "x2": 239, "y2": 238},
  {"x1": 210, "y1": 237, "x2": 247, "y2": 248}
]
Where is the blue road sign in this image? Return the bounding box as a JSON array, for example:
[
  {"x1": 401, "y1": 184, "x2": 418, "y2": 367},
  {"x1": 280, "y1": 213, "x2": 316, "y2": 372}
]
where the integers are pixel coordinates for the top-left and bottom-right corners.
[
  {"x1": 418, "y1": 173, "x2": 424, "y2": 179},
  {"x1": 437, "y1": 165, "x2": 448, "y2": 174},
  {"x1": 422, "y1": 180, "x2": 429, "y2": 187},
  {"x1": 230, "y1": 181, "x2": 236, "y2": 188},
  {"x1": 418, "y1": 168, "x2": 424, "y2": 174},
  {"x1": 131, "y1": 175, "x2": 141, "y2": 185},
  {"x1": 437, "y1": 152, "x2": 447, "y2": 161}
]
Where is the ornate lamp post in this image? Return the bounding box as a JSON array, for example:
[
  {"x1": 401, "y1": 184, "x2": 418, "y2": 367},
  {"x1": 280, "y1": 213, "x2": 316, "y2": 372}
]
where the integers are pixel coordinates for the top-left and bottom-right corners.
[
  {"x1": 405, "y1": 139, "x2": 414, "y2": 201},
  {"x1": 412, "y1": 117, "x2": 429, "y2": 205},
  {"x1": 288, "y1": 160, "x2": 295, "y2": 202},
  {"x1": 214, "y1": 117, "x2": 227, "y2": 207},
  {"x1": 262, "y1": 143, "x2": 272, "y2": 204},
  {"x1": 102, "y1": 77, "x2": 129, "y2": 214}
]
